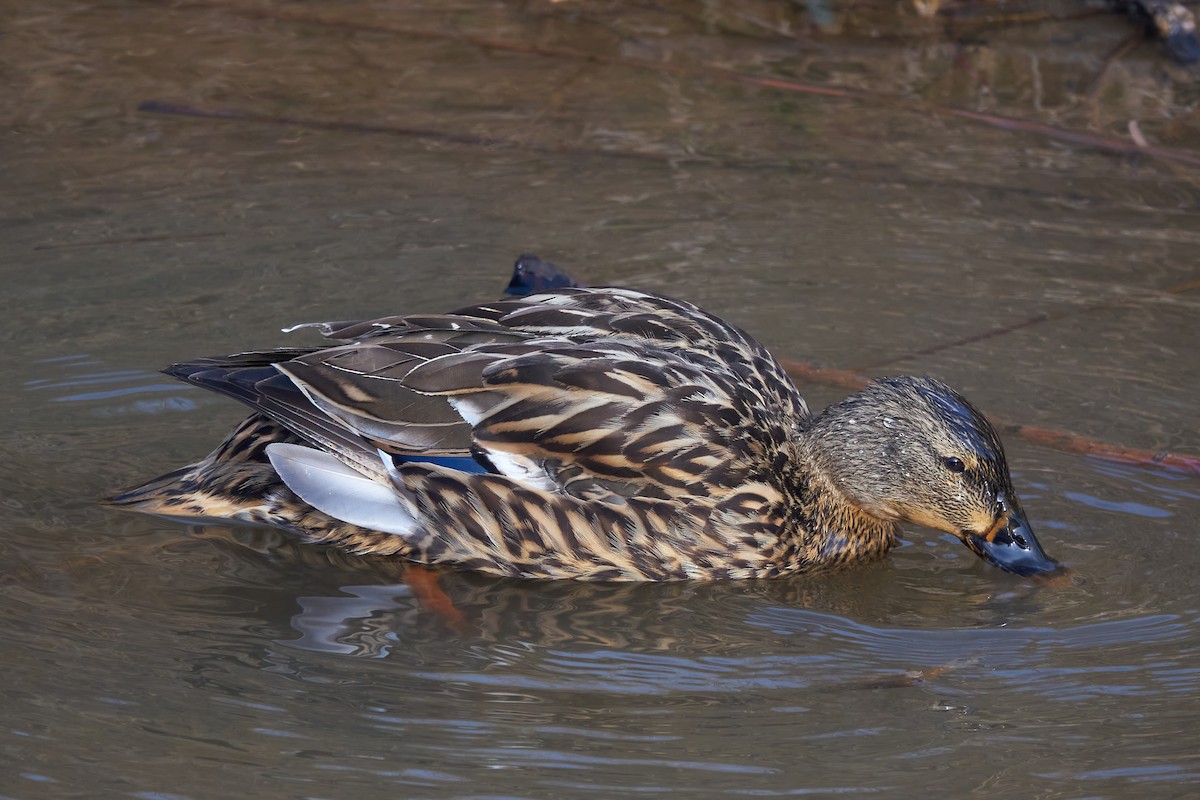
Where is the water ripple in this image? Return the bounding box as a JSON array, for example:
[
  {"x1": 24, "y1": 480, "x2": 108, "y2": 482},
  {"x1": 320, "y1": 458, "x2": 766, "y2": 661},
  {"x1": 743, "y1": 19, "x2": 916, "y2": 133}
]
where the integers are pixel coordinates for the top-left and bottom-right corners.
[
  {"x1": 1064, "y1": 492, "x2": 1173, "y2": 518},
  {"x1": 23, "y1": 355, "x2": 199, "y2": 415}
]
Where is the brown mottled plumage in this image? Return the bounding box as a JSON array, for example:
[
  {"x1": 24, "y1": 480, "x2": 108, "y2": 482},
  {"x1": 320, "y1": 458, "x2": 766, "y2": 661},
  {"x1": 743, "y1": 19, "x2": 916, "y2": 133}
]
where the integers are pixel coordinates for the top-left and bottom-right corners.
[{"x1": 107, "y1": 287, "x2": 1061, "y2": 579}]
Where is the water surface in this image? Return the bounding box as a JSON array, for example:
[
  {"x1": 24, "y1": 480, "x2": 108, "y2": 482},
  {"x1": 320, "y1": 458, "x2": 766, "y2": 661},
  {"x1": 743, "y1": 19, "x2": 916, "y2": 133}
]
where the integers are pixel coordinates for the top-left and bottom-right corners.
[{"x1": 4, "y1": 1, "x2": 1200, "y2": 798}]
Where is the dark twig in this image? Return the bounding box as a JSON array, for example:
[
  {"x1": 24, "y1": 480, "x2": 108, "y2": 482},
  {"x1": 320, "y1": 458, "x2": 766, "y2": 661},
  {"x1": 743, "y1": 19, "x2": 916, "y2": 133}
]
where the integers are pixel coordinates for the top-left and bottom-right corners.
[
  {"x1": 1084, "y1": 29, "x2": 1145, "y2": 99},
  {"x1": 856, "y1": 312, "x2": 1052, "y2": 370},
  {"x1": 136, "y1": 100, "x2": 717, "y2": 166},
  {"x1": 139, "y1": 101, "x2": 529, "y2": 151},
  {"x1": 861, "y1": 277, "x2": 1200, "y2": 371},
  {"x1": 32, "y1": 231, "x2": 227, "y2": 251}
]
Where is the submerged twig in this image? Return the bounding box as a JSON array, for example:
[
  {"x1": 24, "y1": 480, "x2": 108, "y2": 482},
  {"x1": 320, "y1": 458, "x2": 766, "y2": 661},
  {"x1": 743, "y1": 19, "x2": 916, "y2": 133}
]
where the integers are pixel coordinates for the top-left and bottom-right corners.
[
  {"x1": 1084, "y1": 29, "x2": 1145, "y2": 99},
  {"x1": 137, "y1": 100, "x2": 728, "y2": 166},
  {"x1": 862, "y1": 277, "x2": 1200, "y2": 371},
  {"x1": 138, "y1": 100, "x2": 535, "y2": 152},
  {"x1": 32, "y1": 231, "x2": 227, "y2": 251},
  {"x1": 858, "y1": 312, "x2": 1052, "y2": 370}
]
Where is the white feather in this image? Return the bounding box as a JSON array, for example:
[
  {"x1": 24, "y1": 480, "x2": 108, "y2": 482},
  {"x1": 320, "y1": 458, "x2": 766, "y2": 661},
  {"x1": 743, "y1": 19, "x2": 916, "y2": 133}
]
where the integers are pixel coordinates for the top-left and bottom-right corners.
[
  {"x1": 266, "y1": 443, "x2": 414, "y2": 535},
  {"x1": 447, "y1": 395, "x2": 491, "y2": 429},
  {"x1": 446, "y1": 397, "x2": 557, "y2": 491},
  {"x1": 480, "y1": 450, "x2": 557, "y2": 491}
]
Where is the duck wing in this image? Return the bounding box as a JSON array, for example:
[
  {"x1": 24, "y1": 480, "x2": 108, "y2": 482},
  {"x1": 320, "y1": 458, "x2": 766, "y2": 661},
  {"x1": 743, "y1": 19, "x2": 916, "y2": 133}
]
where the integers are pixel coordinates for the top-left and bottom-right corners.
[
  {"x1": 170, "y1": 288, "x2": 813, "y2": 578},
  {"x1": 163, "y1": 319, "x2": 536, "y2": 479},
  {"x1": 294, "y1": 287, "x2": 808, "y2": 424},
  {"x1": 163, "y1": 347, "x2": 392, "y2": 480},
  {"x1": 390, "y1": 339, "x2": 777, "y2": 501},
  {"x1": 266, "y1": 335, "x2": 803, "y2": 578},
  {"x1": 272, "y1": 288, "x2": 808, "y2": 504},
  {"x1": 165, "y1": 290, "x2": 809, "y2": 497},
  {"x1": 264, "y1": 330, "x2": 804, "y2": 577},
  {"x1": 273, "y1": 318, "x2": 535, "y2": 458}
]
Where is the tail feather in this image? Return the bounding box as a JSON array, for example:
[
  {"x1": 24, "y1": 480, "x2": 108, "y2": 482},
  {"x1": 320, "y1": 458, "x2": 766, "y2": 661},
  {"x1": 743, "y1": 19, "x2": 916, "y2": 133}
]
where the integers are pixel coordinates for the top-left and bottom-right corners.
[
  {"x1": 103, "y1": 414, "x2": 301, "y2": 519},
  {"x1": 104, "y1": 463, "x2": 206, "y2": 509},
  {"x1": 104, "y1": 415, "x2": 414, "y2": 556}
]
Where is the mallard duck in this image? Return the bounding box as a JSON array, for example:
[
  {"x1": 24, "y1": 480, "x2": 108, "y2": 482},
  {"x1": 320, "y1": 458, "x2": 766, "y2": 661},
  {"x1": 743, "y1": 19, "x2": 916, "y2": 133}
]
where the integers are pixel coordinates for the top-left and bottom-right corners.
[{"x1": 108, "y1": 286, "x2": 1061, "y2": 579}]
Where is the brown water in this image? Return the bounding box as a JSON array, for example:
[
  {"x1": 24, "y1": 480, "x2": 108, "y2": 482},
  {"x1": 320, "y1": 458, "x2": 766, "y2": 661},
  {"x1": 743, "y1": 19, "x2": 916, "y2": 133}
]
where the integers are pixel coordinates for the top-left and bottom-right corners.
[{"x1": 4, "y1": 1, "x2": 1200, "y2": 797}]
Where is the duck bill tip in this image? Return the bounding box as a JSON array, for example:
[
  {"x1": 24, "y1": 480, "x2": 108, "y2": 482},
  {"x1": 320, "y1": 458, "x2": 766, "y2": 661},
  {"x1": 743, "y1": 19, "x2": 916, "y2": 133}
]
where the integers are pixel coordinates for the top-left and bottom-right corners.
[{"x1": 964, "y1": 512, "x2": 1063, "y2": 577}]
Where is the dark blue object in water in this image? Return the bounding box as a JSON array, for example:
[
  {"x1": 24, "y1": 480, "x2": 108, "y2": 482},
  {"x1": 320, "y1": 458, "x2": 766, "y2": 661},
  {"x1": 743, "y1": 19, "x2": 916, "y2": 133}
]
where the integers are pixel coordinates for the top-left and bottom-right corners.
[{"x1": 505, "y1": 254, "x2": 580, "y2": 296}]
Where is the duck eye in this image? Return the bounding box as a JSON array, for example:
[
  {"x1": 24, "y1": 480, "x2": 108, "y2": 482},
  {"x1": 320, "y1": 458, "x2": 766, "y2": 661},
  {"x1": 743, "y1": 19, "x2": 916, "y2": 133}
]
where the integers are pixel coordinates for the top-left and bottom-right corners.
[{"x1": 943, "y1": 456, "x2": 966, "y2": 473}]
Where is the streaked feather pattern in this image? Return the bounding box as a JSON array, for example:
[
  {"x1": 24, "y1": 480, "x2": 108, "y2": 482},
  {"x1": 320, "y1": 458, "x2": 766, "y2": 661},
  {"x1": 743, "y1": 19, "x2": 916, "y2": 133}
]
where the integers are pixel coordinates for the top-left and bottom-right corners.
[{"x1": 108, "y1": 284, "x2": 1056, "y2": 579}]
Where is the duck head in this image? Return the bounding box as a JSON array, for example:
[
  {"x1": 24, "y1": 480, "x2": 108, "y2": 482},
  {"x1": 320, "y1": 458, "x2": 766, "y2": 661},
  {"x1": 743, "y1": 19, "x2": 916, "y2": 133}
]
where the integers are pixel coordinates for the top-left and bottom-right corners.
[{"x1": 809, "y1": 376, "x2": 1061, "y2": 577}]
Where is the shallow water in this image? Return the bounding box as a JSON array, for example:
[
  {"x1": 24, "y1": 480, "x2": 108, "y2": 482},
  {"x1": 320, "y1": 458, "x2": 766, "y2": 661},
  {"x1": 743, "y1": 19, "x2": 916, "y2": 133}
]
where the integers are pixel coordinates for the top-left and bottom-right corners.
[{"x1": 4, "y1": 1, "x2": 1200, "y2": 798}]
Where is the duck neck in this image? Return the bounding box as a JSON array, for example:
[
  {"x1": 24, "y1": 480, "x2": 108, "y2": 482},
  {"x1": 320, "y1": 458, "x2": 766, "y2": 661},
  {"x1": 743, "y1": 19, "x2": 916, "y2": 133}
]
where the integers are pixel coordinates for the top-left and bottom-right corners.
[{"x1": 780, "y1": 439, "x2": 898, "y2": 570}]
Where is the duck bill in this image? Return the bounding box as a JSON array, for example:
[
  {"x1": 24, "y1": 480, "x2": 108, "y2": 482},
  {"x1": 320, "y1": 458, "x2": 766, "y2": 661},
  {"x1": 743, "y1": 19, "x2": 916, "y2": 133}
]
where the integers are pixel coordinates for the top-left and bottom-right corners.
[{"x1": 963, "y1": 494, "x2": 1062, "y2": 577}]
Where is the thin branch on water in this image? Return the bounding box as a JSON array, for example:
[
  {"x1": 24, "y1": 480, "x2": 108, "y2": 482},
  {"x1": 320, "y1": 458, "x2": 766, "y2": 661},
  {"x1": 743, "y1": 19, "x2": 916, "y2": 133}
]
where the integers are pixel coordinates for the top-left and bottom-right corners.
[
  {"x1": 138, "y1": 101, "x2": 535, "y2": 152},
  {"x1": 856, "y1": 311, "x2": 1054, "y2": 370},
  {"x1": 32, "y1": 231, "x2": 227, "y2": 251},
  {"x1": 860, "y1": 277, "x2": 1200, "y2": 371},
  {"x1": 1084, "y1": 29, "x2": 1145, "y2": 99}
]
